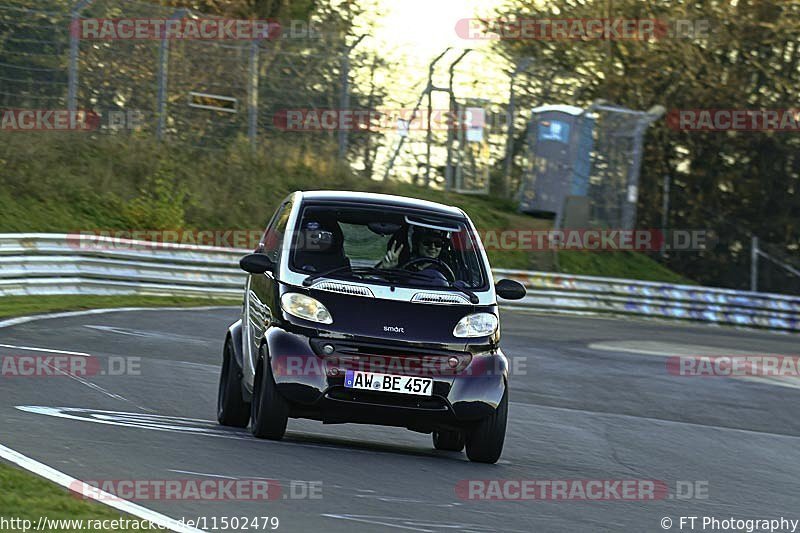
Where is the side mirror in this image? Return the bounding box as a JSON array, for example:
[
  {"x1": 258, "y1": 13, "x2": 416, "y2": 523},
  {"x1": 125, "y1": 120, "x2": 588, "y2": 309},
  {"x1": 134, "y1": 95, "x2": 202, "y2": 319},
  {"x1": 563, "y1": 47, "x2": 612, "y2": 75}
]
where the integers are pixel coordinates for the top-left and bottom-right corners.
[
  {"x1": 239, "y1": 253, "x2": 275, "y2": 274},
  {"x1": 495, "y1": 279, "x2": 526, "y2": 300}
]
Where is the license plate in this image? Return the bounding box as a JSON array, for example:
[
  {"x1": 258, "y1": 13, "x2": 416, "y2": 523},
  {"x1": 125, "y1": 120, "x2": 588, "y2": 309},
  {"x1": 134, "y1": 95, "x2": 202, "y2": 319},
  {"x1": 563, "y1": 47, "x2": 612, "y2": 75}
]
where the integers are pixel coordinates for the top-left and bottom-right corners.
[{"x1": 344, "y1": 370, "x2": 433, "y2": 396}]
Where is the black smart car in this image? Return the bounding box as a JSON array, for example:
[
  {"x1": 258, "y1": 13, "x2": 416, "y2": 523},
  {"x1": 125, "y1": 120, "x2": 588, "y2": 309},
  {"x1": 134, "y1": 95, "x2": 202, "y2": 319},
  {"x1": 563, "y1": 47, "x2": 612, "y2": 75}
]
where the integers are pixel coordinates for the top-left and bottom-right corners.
[{"x1": 217, "y1": 191, "x2": 526, "y2": 463}]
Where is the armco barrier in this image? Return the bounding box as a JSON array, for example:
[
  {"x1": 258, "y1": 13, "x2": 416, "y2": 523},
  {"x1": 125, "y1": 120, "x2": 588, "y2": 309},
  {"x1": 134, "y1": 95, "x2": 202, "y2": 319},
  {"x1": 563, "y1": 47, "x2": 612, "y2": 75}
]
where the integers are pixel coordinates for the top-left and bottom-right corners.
[
  {"x1": 494, "y1": 269, "x2": 800, "y2": 331},
  {"x1": 1, "y1": 234, "x2": 798, "y2": 332}
]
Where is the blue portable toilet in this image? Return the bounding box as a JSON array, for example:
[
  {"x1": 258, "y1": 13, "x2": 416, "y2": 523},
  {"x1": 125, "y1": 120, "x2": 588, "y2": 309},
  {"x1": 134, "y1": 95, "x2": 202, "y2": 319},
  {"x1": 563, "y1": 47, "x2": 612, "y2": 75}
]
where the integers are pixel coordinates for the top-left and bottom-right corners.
[{"x1": 518, "y1": 105, "x2": 594, "y2": 224}]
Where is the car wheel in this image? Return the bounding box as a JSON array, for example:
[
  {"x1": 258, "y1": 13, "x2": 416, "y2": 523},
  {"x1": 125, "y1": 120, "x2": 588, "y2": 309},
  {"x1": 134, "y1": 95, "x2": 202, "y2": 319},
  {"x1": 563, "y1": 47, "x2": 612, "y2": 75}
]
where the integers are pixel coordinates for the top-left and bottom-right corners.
[
  {"x1": 250, "y1": 349, "x2": 289, "y2": 440},
  {"x1": 432, "y1": 430, "x2": 465, "y2": 452},
  {"x1": 217, "y1": 337, "x2": 250, "y2": 428},
  {"x1": 465, "y1": 389, "x2": 508, "y2": 464}
]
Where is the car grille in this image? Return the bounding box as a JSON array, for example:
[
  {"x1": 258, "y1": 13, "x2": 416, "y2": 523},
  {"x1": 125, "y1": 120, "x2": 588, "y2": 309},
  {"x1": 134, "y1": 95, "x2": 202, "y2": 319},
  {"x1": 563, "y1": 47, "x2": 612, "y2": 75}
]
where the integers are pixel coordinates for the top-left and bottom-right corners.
[{"x1": 310, "y1": 339, "x2": 471, "y2": 377}]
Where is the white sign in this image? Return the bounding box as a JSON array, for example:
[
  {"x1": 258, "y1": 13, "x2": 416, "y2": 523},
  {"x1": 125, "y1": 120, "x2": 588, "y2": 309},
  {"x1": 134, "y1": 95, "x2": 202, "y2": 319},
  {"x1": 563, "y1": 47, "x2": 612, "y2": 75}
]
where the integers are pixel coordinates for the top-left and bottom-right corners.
[{"x1": 465, "y1": 107, "x2": 485, "y2": 142}]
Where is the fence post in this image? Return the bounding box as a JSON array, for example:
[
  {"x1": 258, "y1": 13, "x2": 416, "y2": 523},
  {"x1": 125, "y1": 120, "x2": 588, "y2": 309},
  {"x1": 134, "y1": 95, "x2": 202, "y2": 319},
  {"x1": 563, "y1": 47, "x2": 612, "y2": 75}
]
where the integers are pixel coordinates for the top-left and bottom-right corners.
[
  {"x1": 751, "y1": 235, "x2": 759, "y2": 292},
  {"x1": 248, "y1": 40, "x2": 259, "y2": 151},
  {"x1": 67, "y1": 0, "x2": 93, "y2": 112},
  {"x1": 622, "y1": 121, "x2": 646, "y2": 230},
  {"x1": 502, "y1": 57, "x2": 532, "y2": 198},
  {"x1": 444, "y1": 50, "x2": 471, "y2": 191},
  {"x1": 156, "y1": 28, "x2": 169, "y2": 140},
  {"x1": 157, "y1": 9, "x2": 190, "y2": 140},
  {"x1": 660, "y1": 174, "x2": 670, "y2": 258},
  {"x1": 383, "y1": 48, "x2": 450, "y2": 182},
  {"x1": 338, "y1": 35, "x2": 365, "y2": 160}
]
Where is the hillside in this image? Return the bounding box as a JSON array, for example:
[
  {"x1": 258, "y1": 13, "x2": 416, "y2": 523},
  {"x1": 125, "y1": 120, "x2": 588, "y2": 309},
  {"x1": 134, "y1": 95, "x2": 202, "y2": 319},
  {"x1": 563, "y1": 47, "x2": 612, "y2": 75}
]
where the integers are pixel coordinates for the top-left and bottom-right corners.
[{"x1": 0, "y1": 133, "x2": 689, "y2": 283}]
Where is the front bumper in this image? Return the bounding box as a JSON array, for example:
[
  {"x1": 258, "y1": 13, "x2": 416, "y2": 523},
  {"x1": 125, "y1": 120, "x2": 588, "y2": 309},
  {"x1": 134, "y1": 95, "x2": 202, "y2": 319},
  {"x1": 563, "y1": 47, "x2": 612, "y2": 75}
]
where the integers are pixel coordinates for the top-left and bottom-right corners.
[{"x1": 264, "y1": 327, "x2": 507, "y2": 431}]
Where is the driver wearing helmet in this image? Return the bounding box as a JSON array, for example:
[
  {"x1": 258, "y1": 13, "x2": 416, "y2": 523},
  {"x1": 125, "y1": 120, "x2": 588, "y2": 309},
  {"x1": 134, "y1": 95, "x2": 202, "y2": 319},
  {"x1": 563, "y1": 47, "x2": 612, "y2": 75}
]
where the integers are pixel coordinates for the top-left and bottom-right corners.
[{"x1": 377, "y1": 227, "x2": 448, "y2": 271}]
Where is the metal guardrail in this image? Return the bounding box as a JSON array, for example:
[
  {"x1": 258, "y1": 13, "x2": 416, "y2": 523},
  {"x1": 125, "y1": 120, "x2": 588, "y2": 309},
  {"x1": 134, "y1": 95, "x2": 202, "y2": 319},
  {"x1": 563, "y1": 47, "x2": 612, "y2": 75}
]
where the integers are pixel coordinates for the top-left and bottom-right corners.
[
  {"x1": 494, "y1": 269, "x2": 800, "y2": 332},
  {"x1": 1, "y1": 234, "x2": 798, "y2": 332}
]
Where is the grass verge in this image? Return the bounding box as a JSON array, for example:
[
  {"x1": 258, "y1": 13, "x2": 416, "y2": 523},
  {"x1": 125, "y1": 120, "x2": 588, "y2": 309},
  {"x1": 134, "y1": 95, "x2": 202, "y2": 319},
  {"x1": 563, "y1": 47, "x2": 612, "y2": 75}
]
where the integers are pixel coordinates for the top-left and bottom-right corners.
[
  {"x1": 556, "y1": 250, "x2": 694, "y2": 284},
  {"x1": 0, "y1": 462, "x2": 157, "y2": 533}
]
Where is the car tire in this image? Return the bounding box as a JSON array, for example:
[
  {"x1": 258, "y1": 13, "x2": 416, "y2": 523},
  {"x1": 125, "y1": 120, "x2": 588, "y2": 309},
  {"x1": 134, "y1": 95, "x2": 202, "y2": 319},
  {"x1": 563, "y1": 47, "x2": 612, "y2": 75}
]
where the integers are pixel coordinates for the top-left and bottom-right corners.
[
  {"x1": 465, "y1": 389, "x2": 508, "y2": 464},
  {"x1": 250, "y1": 349, "x2": 289, "y2": 440},
  {"x1": 217, "y1": 337, "x2": 250, "y2": 428},
  {"x1": 432, "y1": 430, "x2": 465, "y2": 452}
]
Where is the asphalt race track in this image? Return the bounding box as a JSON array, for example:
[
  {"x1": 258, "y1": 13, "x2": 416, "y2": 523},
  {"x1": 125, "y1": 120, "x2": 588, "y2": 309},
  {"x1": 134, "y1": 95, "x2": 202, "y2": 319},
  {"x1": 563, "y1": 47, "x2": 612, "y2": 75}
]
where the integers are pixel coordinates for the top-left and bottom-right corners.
[{"x1": 2, "y1": 307, "x2": 799, "y2": 532}]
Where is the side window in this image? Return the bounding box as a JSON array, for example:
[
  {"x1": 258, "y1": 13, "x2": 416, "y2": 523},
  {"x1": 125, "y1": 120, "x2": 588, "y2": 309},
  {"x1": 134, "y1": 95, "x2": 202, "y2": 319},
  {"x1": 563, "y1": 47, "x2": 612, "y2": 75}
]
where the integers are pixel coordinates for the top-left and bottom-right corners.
[{"x1": 259, "y1": 201, "x2": 292, "y2": 263}]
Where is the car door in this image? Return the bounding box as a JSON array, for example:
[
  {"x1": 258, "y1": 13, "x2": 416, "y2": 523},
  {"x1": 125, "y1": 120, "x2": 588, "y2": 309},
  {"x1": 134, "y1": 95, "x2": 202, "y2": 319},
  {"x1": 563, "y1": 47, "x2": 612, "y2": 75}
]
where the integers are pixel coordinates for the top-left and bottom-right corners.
[{"x1": 243, "y1": 199, "x2": 293, "y2": 387}]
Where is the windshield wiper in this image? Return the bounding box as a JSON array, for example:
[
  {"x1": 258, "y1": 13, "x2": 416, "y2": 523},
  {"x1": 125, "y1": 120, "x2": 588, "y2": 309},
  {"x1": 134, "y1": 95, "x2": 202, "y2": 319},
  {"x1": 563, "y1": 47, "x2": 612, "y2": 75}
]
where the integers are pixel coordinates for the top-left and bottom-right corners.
[
  {"x1": 451, "y1": 282, "x2": 480, "y2": 304},
  {"x1": 304, "y1": 266, "x2": 480, "y2": 303},
  {"x1": 302, "y1": 265, "x2": 395, "y2": 286},
  {"x1": 381, "y1": 268, "x2": 480, "y2": 304}
]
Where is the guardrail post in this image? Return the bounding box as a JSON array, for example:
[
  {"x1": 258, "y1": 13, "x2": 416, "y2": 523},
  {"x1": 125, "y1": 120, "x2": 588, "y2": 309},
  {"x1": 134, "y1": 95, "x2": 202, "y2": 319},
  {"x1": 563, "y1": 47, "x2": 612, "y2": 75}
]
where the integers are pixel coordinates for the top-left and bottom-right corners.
[{"x1": 67, "y1": 0, "x2": 93, "y2": 112}]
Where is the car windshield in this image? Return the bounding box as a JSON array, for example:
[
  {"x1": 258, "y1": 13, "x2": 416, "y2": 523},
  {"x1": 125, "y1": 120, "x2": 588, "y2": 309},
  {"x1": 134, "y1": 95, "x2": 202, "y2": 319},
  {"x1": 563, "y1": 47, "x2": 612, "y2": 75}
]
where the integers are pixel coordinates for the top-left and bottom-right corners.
[{"x1": 289, "y1": 204, "x2": 487, "y2": 290}]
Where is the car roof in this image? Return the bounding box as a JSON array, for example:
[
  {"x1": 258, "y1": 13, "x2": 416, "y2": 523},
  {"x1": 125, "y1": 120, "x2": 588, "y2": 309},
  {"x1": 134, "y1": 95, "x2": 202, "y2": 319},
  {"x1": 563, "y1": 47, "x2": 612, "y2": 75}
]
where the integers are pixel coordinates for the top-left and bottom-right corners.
[{"x1": 297, "y1": 190, "x2": 465, "y2": 217}]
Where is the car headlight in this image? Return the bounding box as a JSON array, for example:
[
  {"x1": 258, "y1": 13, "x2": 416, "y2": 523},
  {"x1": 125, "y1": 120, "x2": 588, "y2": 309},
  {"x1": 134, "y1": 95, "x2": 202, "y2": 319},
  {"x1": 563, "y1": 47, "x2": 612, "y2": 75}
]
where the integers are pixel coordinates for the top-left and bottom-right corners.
[
  {"x1": 453, "y1": 312, "x2": 498, "y2": 338},
  {"x1": 280, "y1": 293, "x2": 333, "y2": 324}
]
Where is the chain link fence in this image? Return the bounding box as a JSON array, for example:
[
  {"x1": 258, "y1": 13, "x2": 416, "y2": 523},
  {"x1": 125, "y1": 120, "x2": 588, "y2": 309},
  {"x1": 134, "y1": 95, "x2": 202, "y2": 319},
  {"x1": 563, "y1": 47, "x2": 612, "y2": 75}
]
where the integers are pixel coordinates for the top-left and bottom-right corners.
[
  {"x1": 1, "y1": 1, "x2": 658, "y2": 220},
  {"x1": 1, "y1": 0, "x2": 375, "y2": 157},
  {"x1": 0, "y1": 3, "x2": 70, "y2": 109}
]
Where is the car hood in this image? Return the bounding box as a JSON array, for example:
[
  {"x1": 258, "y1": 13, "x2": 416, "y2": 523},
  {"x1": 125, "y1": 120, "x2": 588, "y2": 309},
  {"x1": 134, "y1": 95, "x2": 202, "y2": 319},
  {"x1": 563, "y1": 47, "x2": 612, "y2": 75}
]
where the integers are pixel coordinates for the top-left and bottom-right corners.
[{"x1": 284, "y1": 285, "x2": 496, "y2": 346}]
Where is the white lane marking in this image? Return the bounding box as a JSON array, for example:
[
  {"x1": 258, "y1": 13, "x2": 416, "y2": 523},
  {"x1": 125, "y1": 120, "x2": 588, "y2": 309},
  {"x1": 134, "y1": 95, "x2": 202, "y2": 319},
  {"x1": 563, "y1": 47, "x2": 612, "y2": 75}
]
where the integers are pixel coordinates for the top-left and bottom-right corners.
[
  {"x1": 322, "y1": 514, "x2": 435, "y2": 532},
  {"x1": 19, "y1": 357, "x2": 155, "y2": 414},
  {"x1": 168, "y1": 469, "x2": 239, "y2": 480},
  {"x1": 0, "y1": 305, "x2": 236, "y2": 330},
  {"x1": 15, "y1": 406, "x2": 229, "y2": 434},
  {"x1": 354, "y1": 493, "x2": 460, "y2": 507},
  {"x1": 509, "y1": 400, "x2": 800, "y2": 440},
  {"x1": 0, "y1": 343, "x2": 91, "y2": 357},
  {"x1": 321, "y1": 514, "x2": 515, "y2": 533},
  {"x1": 172, "y1": 361, "x2": 218, "y2": 371},
  {"x1": 84, "y1": 325, "x2": 152, "y2": 338},
  {"x1": 0, "y1": 306, "x2": 232, "y2": 414},
  {"x1": 83, "y1": 325, "x2": 212, "y2": 344},
  {"x1": 41, "y1": 363, "x2": 145, "y2": 408},
  {"x1": 0, "y1": 443, "x2": 204, "y2": 533},
  {"x1": 15, "y1": 407, "x2": 442, "y2": 456},
  {"x1": 587, "y1": 340, "x2": 800, "y2": 390},
  {"x1": 587, "y1": 340, "x2": 779, "y2": 357}
]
